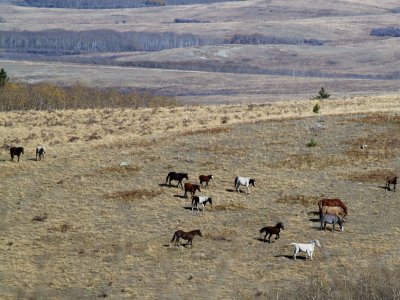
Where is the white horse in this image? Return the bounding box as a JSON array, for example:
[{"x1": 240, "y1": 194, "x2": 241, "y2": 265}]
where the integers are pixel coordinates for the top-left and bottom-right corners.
[
  {"x1": 234, "y1": 176, "x2": 256, "y2": 194},
  {"x1": 36, "y1": 146, "x2": 46, "y2": 161},
  {"x1": 290, "y1": 240, "x2": 321, "y2": 261},
  {"x1": 191, "y1": 196, "x2": 213, "y2": 212}
]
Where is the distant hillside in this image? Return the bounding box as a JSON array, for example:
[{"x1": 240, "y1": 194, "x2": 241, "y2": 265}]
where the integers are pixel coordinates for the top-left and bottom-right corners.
[{"x1": 15, "y1": 0, "x2": 237, "y2": 8}]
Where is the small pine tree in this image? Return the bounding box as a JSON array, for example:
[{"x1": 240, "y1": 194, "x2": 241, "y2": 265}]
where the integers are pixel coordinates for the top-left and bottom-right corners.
[
  {"x1": 0, "y1": 68, "x2": 9, "y2": 87},
  {"x1": 313, "y1": 102, "x2": 321, "y2": 114},
  {"x1": 311, "y1": 87, "x2": 330, "y2": 100}
]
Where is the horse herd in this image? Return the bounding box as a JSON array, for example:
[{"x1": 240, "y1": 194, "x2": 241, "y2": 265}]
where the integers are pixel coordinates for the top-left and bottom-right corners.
[
  {"x1": 5, "y1": 147, "x2": 398, "y2": 260},
  {"x1": 165, "y1": 171, "x2": 356, "y2": 260}
]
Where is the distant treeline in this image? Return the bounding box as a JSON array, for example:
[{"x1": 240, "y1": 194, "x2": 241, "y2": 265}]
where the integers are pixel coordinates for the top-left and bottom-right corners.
[
  {"x1": 16, "y1": 0, "x2": 236, "y2": 8},
  {"x1": 0, "y1": 30, "x2": 325, "y2": 54},
  {"x1": 370, "y1": 27, "x2": 400, "y2": 37},
  {"x1": 0, "y1": 81, "x2": 180, "y2": 110}
]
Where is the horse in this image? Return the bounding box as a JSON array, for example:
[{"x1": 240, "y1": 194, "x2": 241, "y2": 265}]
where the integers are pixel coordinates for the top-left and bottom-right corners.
[
  {"x1": 318, "y1": 199, "x2": 347, "y2": 217},
  {"x1": 184, "y1": 183, "x2": 201, "y2": 198},
  {"x1": 191, "y1": 196, "x2": 212, "y2": 212},
  {"x1": 36, "y1": 146, "x2": 45, "y2": 161},
  {"x1": 234, "y1": 176, "x2": 256, "y2": 194},
  {"x1": 290, "y1": 240, "x2": 321, "y2": 261},
  {"x1": 170, "y1": 229, "x2": 202, "y2": 248},
  {"x1": 321, "y1": 206, "x2": 347, "y2": 221},
  {"x1": 166, "y1": 172, "x2": 188, "y2": 188},
  {"x1": 320, "y1": 214, "x2": 344, "y2": 232},
  {"x1": 199, "y1": 175, "x2": 214, "y2": 188},
  {"x1": 385, "y1": 176, "x2": 398, "y2": 192},
  {"x1": 259, "y1": 222, "x2": 284, "y2": 243},
  {"x1": 10, "y1": 147, "x2": 24, "y2": 162}
]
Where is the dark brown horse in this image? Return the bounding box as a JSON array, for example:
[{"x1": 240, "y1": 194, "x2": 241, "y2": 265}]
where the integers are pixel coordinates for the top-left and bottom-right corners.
[
  {"x1": 199, "y1": 174, "x2": 214, "y2": 188},
  {"x1": 170, "y1": 229, "x2": 202, "y2": 248},
  {"x1": 318, "y1": 199, "x2": 348, "y2": 217},
  {"x1": 10, "y1": 147, "x2": 24, "y2": 162},
  {"x1": 184, "y1": 183, "x2": 201, "y2": 198},
  {"x1": 166, "y1": 172, "x2": 188, "y2": 188},
  {"x1": 259, "y1": 222, "x2": 284, "y2": 243},
  {"x1": 386, "y1": 176, "x2": 398, "y2": 192}
]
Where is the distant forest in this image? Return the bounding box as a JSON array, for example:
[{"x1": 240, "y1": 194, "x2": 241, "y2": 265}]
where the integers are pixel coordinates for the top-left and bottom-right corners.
[
  {"x1": 0, "y1": 30, "x2": 325, "y2": 53},
  {"x1": 15, "y1": 0, "x2": 236, "y2": 8}
]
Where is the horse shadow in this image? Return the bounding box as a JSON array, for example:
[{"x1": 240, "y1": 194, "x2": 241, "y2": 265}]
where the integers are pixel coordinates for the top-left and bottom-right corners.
[
  {"x1": 183, "y1": 206, "x2": 194, "y2": 211},
  {"x1": 378, "y1": 185, "x2": 393, "y2": 192},
  {"x1": 174, "y1": 194, "x2": 187, "y2": 199},
  {"x1": 309, "y1": 218, "x2": 320, "y2": 223},
  {"x1": 159, "y1": 183, "x2": 180, "y2": 188},
  {"x1": 225, "y1": 188, "x2": 246, "y2": 193},
  {"x1": 274, "y1": 254, "x2": 306, "y2": 261},
  {"x1": 253, "y1": 237, "x2": 274, "y2": 243}
]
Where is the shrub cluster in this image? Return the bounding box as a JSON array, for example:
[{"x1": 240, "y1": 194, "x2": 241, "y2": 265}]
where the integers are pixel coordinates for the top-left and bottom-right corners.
[
  {"x1": 0, "y1": 81, "x2": 180, "y2": 111},
  {"x1": 370, "y1": 27, "x2": 400, "y2": 37}
]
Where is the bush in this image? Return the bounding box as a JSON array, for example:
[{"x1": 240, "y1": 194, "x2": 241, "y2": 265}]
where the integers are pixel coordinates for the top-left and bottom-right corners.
[
  {"x1": 313, "y1": 102, "x2": 321, "y2": 114},
  {"x1": 311, "y1": 87, "x2": 330, "y2": 100},
  {"x1": 306, "y1": 138, "x2": 317, "y2": 147}
]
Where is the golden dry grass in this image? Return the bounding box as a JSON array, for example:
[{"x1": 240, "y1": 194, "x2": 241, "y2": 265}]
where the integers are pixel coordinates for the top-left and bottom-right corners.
[{"x1": 0, "y1": 95, "x2": 399, "y2": 299}]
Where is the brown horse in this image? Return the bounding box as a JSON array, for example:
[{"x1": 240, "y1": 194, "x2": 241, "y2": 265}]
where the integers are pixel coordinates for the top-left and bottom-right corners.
[
  {"x1": 199, "y1": 174, "x2": 214, "y2": 188},
  {"x1": 170, "y1": 229, "x2": 202, "y2": 248},
  {"x1": 259, "y1": 222, "x2": 284, "y2": 243},
  {"x1": 184, "y1": 183, "x2": 201, "y2": 198},
  {"x1": 318, "y1": 199, "x2": 347, "y2": 217},
  {"x1": 386, "y1": 176, "x2": 398, "y2": 192}
]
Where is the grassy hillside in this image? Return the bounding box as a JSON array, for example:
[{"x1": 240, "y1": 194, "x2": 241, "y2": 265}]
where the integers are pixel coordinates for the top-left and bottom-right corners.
[{"x1": 0, "y1": 95, "x2": 399, "y2": 298}]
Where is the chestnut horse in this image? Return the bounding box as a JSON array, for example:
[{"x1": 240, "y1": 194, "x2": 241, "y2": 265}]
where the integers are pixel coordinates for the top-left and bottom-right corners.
[
  {"x1": 259, "y1": 222, "x2": 284, "y2": 243},
  {"x1": 318, "y1": 199, "x2": 347, "y2": 217},
  {"x1": 199, "y1": 175, "x2": 214, "y2": 188},
  {"x1": 184, "y1": 183, "x2": 201, "y2": 198},
  {"x1": 170, "y1": 229, "x2": 202, "y2": 248}
]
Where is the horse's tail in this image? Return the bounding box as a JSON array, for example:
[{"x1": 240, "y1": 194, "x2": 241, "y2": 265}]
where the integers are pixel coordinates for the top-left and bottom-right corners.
[
  {"x1": 259, "y1": 227, "x2": 267, "y2": 233},
  {"x1": 166, "y1": 173, "x2": 170, "y2": 184},
  {"x1": 170, "y1": 232, "x2": 177, "y2": 244},
  {"x1": 234, "y1": 176, "x2": 239, "y2": 187}
]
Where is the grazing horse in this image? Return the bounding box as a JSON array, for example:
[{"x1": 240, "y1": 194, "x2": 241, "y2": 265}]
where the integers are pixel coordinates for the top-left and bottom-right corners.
[
  {"x1": 320, "y1": 214, "x2": 344, "y2": 232},
  {"x1": 170, "y1": 229, "x2": 202, "y2": 248},
  {"x1": 191, "y1": 196, "x2": 213, "y2": 212},
  {"x1": 321, "y1": 206, "x2": 347, "y2": 221},
  {"x1": 199, "y1": 175, "x2": 214, "y2": 188},
  {"x1": 318, "y1": 199, "x2": 347, "y2": 218},
  {"x1": 166, "y1": 172, "x2": 188, "y2": 188},
  {"x1": 10, "y1": 147, "x2": 24, "y2": 162},
  {"x1": 290, "y1": 240, "x2": 321, "y2": 261},
  {"x1": 234, "y1": 176, "x2": 256, "y2": 194},
  {"x1": 184, "y1": 183, "x2": 201, "y2": 198},
  {"x1": 386, "y1": 176, "x2": 398, "y2": 192},
  {"x1": 36, "y1": 146, "x2": 45, "y2": 161},
  {"x1": 259, "y1": 222, "x2": 284, "y2": 243}
]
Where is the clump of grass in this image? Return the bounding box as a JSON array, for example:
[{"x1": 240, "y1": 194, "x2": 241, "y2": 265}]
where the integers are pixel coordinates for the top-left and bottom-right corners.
[{"x1": 307, "y1": 138, "x2": 318, "y2": 147}]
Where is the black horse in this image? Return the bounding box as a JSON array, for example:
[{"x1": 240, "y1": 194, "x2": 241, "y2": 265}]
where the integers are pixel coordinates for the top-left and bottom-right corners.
[
  {"x1": 10, "y1": 147, "x2": 24, "y2": 162},
  {"x1": 259, "y1": 222, "x2": 285, "y2": 243},
  {"x1": 166, "y1": 172, "x2": 188, "y2": 188}
]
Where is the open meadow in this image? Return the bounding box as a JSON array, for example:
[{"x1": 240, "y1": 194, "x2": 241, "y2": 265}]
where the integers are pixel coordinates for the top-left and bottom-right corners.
[{"x1": 0, "y1": 96, "x2": 399, "y2": 299}]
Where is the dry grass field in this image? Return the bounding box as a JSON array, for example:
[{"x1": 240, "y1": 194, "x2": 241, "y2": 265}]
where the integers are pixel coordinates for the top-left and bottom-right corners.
[{"x1": 1, "y1": 95, "x2": 399, "y2": 299}]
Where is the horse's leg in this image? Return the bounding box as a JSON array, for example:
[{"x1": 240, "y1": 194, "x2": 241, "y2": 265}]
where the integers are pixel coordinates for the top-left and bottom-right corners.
[
  {"x1": 267, "y1": 234, "x2": 272, "y2": 243},
  {"x1": 293, "y1": 248, "x2": 298, "y2": 260},
  {"x1": 275, "y1": 233, "x2": 279, "y2": 240}
]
